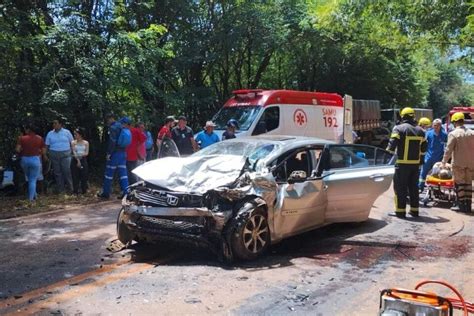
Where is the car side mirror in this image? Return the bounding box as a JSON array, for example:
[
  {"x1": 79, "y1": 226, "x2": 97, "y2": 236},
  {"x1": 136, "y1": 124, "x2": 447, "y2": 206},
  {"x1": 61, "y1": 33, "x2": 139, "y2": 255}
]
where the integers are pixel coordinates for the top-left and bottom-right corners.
[{"x1": 288, "y1": 170, "x2": 307, "y2": 183}]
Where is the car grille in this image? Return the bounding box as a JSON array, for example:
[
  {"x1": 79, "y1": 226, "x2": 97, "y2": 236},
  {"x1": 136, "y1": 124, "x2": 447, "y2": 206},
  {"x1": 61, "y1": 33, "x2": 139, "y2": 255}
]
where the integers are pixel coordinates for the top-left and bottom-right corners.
[
  {"x1": 137, "y1": 216, "x2": 204, "y2": 235},
  {"x1": 134, "y1": 190, "x2": 171, "y2": 207},
  {"x1": 132, "y1": 188, "x2": 203, "y2": 208}
]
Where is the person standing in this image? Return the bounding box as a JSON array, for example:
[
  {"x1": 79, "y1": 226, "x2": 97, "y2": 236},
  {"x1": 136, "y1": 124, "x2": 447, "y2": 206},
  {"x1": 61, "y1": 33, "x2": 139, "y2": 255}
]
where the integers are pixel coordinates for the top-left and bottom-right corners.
[
  {"x1": 140, "y1": 123, "x2": 154, "y2": 161},
  {"x1": 442, "y1": 112, "x2": 474, "y2": 213},
  {"x1": 124, "y1": 118, "x2": 146, "y2": 184},
  {"x1": 222, "y1": 119, "x2": 239, "y2": 140},
  {"x1": 97, "y1": 113, "x2": 130, "y2": 199},
  {"x1": 45, "y1": 118, "x2": 74, "y2": 193},
  {"x1": 15, "y1": 124, "x2": 46, "y2": 201},
  {"x1": 419, "y1": 119, "x2": 447, "y2": 191},
  {"x1": 71, "y1": 127, "x2": 89, "y2": 194},
  {"x1": 156, "y1": 116, "x2": 176, "y2": 155},
  {"x1": 386, "y1": 107, "x2": 427, "y2": 218},
  {"x1": 171, "y1": 116, "x2": 198, "y2": 156},
  {"x1": 195, "y1": 121, "x2": 220, "y2": 149},
  {"x1": 418, "y1": 117, "x2": 432, "y2": 132}
]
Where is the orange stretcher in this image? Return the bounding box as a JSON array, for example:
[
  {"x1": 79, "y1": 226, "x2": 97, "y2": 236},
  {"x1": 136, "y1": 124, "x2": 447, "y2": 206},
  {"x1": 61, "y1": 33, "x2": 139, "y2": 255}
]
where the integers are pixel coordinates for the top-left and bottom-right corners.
[{"x1": 421, "y1": 174, "x2": 456, "y2": 207}]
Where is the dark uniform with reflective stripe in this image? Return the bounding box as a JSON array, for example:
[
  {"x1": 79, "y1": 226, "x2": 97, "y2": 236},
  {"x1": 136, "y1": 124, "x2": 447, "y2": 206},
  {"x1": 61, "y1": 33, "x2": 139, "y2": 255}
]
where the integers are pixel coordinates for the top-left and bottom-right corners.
[{"x1": 387, "y1": 119, "x2": 427, "y2": 216}]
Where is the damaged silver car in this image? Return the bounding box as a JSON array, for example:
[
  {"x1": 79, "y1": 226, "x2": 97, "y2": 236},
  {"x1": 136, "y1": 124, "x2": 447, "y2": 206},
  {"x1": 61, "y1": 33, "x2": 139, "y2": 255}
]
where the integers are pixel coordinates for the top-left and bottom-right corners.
[{"x1": 117, "y1": 136, "x2": 395, "y2": 261}]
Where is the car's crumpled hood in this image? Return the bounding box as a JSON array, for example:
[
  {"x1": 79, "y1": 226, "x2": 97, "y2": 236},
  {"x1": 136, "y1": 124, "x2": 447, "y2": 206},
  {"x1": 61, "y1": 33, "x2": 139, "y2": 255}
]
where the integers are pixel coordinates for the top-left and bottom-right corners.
[{"x1": 132, "y1": 155, "x2": 247, "y2": 194}]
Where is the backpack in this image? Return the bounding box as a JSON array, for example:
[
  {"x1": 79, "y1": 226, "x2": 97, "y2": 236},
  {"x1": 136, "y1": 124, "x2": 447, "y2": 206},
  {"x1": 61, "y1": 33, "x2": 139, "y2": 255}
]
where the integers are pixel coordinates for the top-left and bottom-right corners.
[
  {"x1": 145, "y1": 131, "x2": 153, "y2": 150},
  {"x1": 117, "y1": 128, "x2": 132, "y2": 148}
]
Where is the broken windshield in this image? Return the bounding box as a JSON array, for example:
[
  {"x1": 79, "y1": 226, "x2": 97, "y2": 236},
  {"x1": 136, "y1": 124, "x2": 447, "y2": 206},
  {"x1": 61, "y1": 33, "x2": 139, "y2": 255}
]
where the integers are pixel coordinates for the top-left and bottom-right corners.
[
  {"x1": 193, "y1": 140, "x2": 279, "y2": 164},
  {"x1": 212, "y1": 106, "x2": 262, "y2": 131}
]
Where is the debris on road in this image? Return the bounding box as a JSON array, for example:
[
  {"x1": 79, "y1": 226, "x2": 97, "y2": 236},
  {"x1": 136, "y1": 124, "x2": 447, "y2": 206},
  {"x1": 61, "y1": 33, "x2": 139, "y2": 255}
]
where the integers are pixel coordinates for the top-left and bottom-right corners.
[{"x1": 106, "y1": 239, "x2": 127, "y2": 253}]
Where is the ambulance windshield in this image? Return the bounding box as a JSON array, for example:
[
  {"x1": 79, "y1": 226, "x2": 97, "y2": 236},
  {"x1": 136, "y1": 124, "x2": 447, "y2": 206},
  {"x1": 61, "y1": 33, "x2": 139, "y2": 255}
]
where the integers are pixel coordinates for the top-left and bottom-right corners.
[{"x1": 212, "y1": 106, "x2": 262, "y2": 131}]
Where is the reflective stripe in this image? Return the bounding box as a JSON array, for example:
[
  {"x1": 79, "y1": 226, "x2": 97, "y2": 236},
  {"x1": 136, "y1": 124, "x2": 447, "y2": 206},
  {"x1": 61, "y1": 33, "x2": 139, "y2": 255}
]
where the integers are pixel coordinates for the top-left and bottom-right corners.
[
  {"x1": 105, "y1": 176, "x2": 113, "y2": 180},
  {"x1": 391, "y1": 133, "x2": 400, "y2": 139},
  {"x1": 387, "y1": 149, "x2": 396, "y2": 154},
  {"x1": 396, "y1": 159, "x2": 420, "y2": 164},
  {"x1": 397, "y1": 135, "x2": 424, "y2": 164},
  {"x1": 118, "y1": 165, "x2": 127, "y2": 168},
  {"x1": 106, "y1": 166, "x2": 117, "y2": 170},
  {"x1": 396, "y1": 208, "x2": 405, "y2": 213},
  {"x1": 410, "y1": 208, "x2": 419, "y2": 212},
  {"x1": 120, "y1": 176, "x2": 128, "y2": 179}
]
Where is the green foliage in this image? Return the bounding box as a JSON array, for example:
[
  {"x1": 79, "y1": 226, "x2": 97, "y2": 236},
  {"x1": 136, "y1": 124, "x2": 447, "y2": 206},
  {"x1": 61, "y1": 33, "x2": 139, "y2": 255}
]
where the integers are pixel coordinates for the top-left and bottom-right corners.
[{"x1": 0, "y1": 0, "x2": 471, "y2": 168}]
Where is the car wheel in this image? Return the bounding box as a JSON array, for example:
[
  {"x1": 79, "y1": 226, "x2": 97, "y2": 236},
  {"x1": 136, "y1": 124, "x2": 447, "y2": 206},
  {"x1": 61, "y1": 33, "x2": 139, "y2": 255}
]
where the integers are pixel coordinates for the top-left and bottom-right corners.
[
  {"x1": 117, "y1": 208, "x2": 133, "y2": 245},
  {"x1": 229, "y1": 208, "x2": 270, "y2": 261}
]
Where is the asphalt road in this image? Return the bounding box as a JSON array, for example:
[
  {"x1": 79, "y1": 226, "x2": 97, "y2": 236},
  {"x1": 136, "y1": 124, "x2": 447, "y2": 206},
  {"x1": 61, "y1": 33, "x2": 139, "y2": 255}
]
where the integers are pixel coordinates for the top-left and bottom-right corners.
[{"x1": 0, "y1": 187, "x2": 473, "y2": 315}]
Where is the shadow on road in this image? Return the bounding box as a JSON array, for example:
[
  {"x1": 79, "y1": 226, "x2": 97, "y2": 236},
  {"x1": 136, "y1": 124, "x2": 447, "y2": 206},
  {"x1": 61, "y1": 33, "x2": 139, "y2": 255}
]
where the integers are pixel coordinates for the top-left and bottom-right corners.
[{"x1": 124, "y1": 218, "x2": 390, "y2": 270}]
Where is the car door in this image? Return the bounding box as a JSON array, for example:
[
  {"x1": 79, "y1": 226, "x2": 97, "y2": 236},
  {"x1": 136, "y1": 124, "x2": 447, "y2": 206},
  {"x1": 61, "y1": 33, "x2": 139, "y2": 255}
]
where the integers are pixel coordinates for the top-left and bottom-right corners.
[
  {"x1": 273, "y1": 147, "x2": 328, "y2": 238},
  {"x1": 319, "y1": 144, "x2": 395, "y2": 223}
]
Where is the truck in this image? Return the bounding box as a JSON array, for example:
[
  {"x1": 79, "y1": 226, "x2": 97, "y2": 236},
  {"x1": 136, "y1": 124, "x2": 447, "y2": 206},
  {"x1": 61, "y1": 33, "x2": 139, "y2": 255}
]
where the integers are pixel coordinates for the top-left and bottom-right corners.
[
  {"x1": 352, "y1": 99, "x2": 382, "y2": 145},
  {"x1": 381, "y1": 108, "x2": 434, "y2": 131}
]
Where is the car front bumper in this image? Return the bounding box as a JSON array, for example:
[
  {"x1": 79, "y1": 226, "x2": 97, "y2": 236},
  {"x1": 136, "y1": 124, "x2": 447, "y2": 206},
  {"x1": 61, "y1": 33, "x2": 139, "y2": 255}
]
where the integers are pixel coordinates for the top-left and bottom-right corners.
[{"x1": 120, "y1": 202, "x2": 228, "y2": 247}]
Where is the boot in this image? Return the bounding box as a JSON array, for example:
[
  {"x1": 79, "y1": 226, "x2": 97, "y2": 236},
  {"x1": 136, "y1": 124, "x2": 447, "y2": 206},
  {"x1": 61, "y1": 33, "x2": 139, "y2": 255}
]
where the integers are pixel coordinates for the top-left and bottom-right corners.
[
  {"x1": 451, "y1": 201, "x2": 461, "y2": 212},
  {"x1": 388, "y1": 212, "x2": 406, "y2": 218},
  {"x1": 466, "y1": 200, "x2": 472, "y2": 213}
]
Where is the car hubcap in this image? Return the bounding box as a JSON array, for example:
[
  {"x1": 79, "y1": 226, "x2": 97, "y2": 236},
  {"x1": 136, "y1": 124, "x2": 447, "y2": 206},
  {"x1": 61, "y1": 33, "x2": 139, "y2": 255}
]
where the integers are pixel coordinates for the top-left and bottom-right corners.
[{"x1": 243, "y1": 214, "x2": 268, "y2": 253}]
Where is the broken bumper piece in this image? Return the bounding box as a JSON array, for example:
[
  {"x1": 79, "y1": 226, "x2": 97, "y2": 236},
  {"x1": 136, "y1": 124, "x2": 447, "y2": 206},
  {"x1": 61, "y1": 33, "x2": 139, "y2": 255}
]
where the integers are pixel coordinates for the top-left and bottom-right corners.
[{"x1": 121, "y1": 203, "x2": 228, "y2": 248}]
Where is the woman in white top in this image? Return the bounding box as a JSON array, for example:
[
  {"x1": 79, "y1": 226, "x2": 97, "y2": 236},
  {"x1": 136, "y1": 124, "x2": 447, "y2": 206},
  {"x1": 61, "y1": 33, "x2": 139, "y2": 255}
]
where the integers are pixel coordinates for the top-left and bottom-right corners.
[{"x1": 71, "y1": 127, "x2": 89, "y2": 194}]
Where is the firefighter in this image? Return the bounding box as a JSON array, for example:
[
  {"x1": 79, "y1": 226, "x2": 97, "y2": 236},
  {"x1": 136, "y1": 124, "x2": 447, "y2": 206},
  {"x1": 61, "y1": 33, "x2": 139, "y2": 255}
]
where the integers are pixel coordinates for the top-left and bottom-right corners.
[
  {"x1": 386, "y1": 107, "x2": 427, "y2": 218},
  {"x1": 441, "y1": 112, "x2": 474, "y2": 213},
  {"x1": 418, "y1": 117, "x2": 431, "y2": 131}
]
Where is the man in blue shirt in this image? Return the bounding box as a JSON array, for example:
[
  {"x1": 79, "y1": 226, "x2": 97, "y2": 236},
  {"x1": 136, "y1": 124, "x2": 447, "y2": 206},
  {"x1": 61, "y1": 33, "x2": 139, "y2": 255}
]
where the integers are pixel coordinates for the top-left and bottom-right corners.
[
  {"x1": 419, "y1": 118, "x2": 448, "y2": 190},
  {"x1": 195, "y1": 121, "x2": 220, "y2": 149},
  {"x1": 45, "y1": 118, "x2": 74, "y2": 193},
  {"x1": 97, "y1": 114, "x2": 129, "y2": 199}
]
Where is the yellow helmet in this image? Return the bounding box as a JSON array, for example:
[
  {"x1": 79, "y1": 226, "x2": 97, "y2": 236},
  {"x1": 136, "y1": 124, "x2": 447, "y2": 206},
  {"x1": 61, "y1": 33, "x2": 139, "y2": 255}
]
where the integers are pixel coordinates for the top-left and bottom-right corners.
[
  {"x1": 400, "y1": 107, "x2": 415, "y2": 117},
  {"x1": 419, "y1": 117, "x2": 431, "y2": 127},
  {"x1": 451, "y1": 112, "x2": 465, "y2": 122}
]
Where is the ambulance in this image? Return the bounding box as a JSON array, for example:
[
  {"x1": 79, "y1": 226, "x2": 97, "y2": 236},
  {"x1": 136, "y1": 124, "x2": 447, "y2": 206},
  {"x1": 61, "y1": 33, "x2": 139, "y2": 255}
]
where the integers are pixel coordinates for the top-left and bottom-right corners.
[{"x1": 212, "y1": 89, "x2": 354, "y2": 143}]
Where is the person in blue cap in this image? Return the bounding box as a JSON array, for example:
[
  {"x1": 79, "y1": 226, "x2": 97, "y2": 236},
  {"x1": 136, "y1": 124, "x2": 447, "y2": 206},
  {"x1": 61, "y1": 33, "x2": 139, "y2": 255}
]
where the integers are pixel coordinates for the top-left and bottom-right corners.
[
  {"x1": 97, "y1": 114, "x2": 130, "y2": 199},
  {"x1": 222, "y1": 119, "x2": 239, "y2": 140}
]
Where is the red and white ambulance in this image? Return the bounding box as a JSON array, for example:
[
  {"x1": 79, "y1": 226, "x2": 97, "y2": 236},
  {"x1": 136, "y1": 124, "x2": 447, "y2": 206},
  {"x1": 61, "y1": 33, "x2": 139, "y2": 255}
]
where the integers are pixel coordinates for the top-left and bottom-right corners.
[{"x1": 212, "y1": 89, "x2": 354, "y2": 143}]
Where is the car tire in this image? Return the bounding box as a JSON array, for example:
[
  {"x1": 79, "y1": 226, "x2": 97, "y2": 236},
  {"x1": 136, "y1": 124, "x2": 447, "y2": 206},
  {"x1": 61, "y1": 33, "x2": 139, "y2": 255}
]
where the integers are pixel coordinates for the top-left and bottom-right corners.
[
  {"x1": 229, "y1": 207, "x2": 270, "y2": 261},
  {"x1": 117, "y1": 208, "x2": 133, "y2": 245}
]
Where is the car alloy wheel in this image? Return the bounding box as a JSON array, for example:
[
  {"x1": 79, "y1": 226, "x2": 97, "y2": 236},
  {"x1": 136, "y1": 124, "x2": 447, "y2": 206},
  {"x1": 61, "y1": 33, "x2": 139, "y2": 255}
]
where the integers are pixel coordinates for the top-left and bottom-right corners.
[
  {"x1": 228, "y1": 206, "x2": 271, "y2": 261},
  {"x1": 242, "y1": 214, "x2": 269, "y2": 254}
]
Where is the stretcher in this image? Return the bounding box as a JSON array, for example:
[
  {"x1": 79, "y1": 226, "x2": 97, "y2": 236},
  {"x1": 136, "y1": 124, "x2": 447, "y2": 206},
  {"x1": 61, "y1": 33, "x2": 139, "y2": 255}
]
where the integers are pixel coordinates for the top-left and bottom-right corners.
[{"x1": 421, "y1": 174, "x2": 456, "y2": 207}]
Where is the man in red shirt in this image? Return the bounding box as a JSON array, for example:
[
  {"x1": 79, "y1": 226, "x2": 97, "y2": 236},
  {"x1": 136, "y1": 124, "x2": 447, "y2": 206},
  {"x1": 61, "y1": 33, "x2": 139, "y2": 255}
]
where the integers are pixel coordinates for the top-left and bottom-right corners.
[
  {"x1": 122, "y1": 118, "x2": 146, "y2": 184},
  {"x1": 156, "y1": 116, "x2": 176, "y2": 156}
]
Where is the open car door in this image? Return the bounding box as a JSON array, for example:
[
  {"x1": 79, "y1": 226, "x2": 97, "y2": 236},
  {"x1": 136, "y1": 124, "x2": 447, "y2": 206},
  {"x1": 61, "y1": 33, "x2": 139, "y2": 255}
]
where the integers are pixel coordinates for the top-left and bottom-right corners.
[
  {"x1": 158, "y1": 137, "x2": 180, "y2": 158},
  {"x1": 272, "y1": 147, "x2": 328, "y2": 239},
  {"x1": 318, "y1": 144, "x2": 395, "y2": 223}
]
